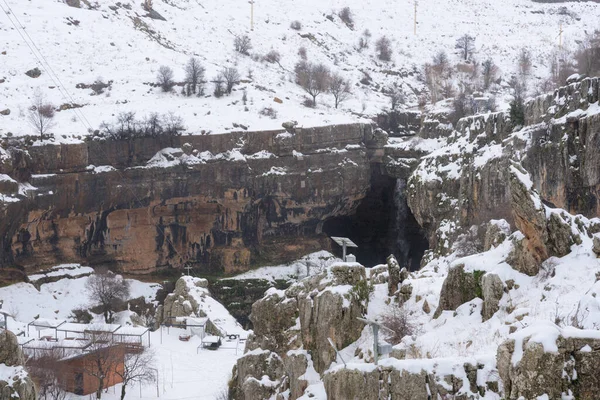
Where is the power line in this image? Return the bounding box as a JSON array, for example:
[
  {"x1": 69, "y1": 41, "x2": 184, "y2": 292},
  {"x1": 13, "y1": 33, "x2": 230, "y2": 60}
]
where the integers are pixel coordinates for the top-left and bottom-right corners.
[
  {"x1": 0, "y1": 0, "x2": 190, "y2": 273},
  {"x1": 0, "y1": 0, "x2": 93, "y2": 132}
]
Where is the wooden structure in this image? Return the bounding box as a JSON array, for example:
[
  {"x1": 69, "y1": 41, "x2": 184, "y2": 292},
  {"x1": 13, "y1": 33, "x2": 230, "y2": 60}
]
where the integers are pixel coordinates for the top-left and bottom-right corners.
[{"x1": 58, "y1": 344, "x2": 126, "y2": 396}]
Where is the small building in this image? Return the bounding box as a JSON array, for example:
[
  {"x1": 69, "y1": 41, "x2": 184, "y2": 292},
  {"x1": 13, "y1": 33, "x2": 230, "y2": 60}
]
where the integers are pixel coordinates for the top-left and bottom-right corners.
[
  {"x1": 23, "y1": 339, "x2": 126, "y2": 396},
  {"x1": 58, "y1": 343, "x2": 126, "y2": 396}
]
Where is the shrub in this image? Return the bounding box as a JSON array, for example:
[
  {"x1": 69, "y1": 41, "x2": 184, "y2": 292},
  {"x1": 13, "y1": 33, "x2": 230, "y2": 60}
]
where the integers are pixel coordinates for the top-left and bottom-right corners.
[
  {"x1": 221, "y1": 67, "x2": 240, "y2": 94},
  {"x1": 455, "y1": 34, "x2": 475, "y2": 61},
  {"x1": 290, "y1": 20, "x2": 302, "y2": 30},
  {"x1": 481, "y1": 58, "x2": 498, "y2": 90},
  {"x1": 298, "y1": 46, "x2": 307, "y2": 60},
  {"x1": 329, "y1": 73, "x2": 351, "y2": 108},
  {"x1": 375, "y1": 36, "x2": 392, "y2": 61},
  {"x1": 259, "y1": 107, "x2": 278, "y2": 119},
  {"x1": 90, "y1": 78, "x2": 110, "y2": 95},
  {"x1": 28, "y1": 91, "x2": 55, "y2": 139},
  {"x1": 234, "y1": 35, "x2": 252, "y2": 55},
  {"x1": 264, "y1": 50, "x2": 281, "y2": 64},
  {"x1": 99, "y1": 112, "x2": 184, "y2": 139},
  {"x1": 184, "y1": 57, "x2": 205, "y2": 96},
  {"x1": 358, "y1": 29, "x2": 371, "y2": 51},
  {"x1": 509, "y1": 78, "x2": 525, "y2": 127},
  {"x1": 295, "y1": 61, "x2": 330, "y2": 106},
  {"x1": 69, "y1": 308, "x2": 93, "y2": 324},
  {"x1": 157, "y1": 65, "x2": 175, "y2": 92},
  {"x1": 380, "y1": 304, "x2": 416, "y2": 345},
  {"x1": 338, "y1": 7, "x2": 353, "y2": 26},
  {"x1": 347, "y1": 279, "x2": 374, "y2": 307},
  {"x1": 213, "y1": 76, "x2": 225, "y2": 98}
]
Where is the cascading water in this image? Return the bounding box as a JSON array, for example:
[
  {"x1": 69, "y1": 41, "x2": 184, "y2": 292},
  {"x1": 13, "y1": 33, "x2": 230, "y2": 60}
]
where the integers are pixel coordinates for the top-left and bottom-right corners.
[{"x1": 393, "y1": 178, "x2": 411, "y2": 269}]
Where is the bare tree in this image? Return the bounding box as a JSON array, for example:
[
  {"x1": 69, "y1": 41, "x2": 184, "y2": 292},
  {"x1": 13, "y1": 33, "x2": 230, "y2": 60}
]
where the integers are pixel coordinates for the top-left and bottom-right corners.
[
  {"x1": 212, "y1": 75, "x2": 225, "y2": 98},
  {"x1": 156, "y1": 66, "x2": 175, "y2": 92},
  {"x1": 221, "y1": 67, "x2": 240, "y2": 94},
  {"x1": 518, "y1": 48, "x2": 532, "y2": 76},
  {"x1": 358, "y1": 29, "x2": 371, "y2": 51},
  {"x1": 86, "y1": 270, "x2": 130, "y2": 323},
  {"x1": 234, "y1": 35, "x2": 252, "y2": 55},
  {"x1": 329, "y1": 73, "x2": 351, "y2": 108},
  {"x1": 115, "y1": 348, "x2": 156, "y2": 400},
  {"x1": 388, "y1": 86, "x2": 404, "y2": 110},
  {"x1": 295, "y1": 61, "x2": 330, "y2": 106},
  {"x1": 375, "y1": 36, "x2": 392, "y2": 61},
  {"x1": 576, "y1": 31, "x2": 600, "y2": 77},
  {"x1": 481, "y1": 58, "x2": 498, "y2": 90},
  {"x1": 338, "y1": 7, "x2": 353, "y2": 26},
  {"x1": 27, "y1": 348, "x2": 68, "y2": 400},
  {"x1": 28, "y1": 91, "x2": 55, "y2": 139},
  {"x1": 184, "y1": 57, "x2": 205, "y2": 96},
  {"x1": 81, "y1": 333, "x2": 125, "y2": 400},
  {"x1": 380, "y1": 304, "x2": 415, "y2": 345},
  {"x1": 455, "y1": 34, "x2": 475, "y2": 60},
  {"x1": 550, "y1": 47, "x2": 577, "y2": 86}
]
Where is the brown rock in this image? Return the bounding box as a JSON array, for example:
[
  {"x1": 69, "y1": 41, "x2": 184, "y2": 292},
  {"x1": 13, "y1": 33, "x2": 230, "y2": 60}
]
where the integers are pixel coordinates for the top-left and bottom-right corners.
[
  {"x1": 0, "y1": 109, "x2": 9, "y2": 116},
  {"x1": 273, "y1": 97, "x2": 283, "y2": 104}
]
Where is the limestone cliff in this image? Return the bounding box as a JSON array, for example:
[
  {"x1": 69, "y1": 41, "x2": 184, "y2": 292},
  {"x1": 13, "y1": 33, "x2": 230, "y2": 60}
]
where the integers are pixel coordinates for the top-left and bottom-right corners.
[{"x1": 0, "y1": 124, "x2": 375, "y2": 274}]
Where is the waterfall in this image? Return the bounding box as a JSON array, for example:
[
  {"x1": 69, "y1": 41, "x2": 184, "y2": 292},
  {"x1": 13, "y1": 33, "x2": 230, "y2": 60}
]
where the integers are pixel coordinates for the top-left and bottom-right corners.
[{"x1": 393, "y1": 178, "x2": 410, "y2": 269}]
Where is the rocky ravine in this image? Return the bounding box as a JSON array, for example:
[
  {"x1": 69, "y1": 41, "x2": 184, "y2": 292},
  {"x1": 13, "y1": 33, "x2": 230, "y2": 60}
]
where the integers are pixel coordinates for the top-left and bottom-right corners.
[
  {"x1": 229, "y1": 77, "x2": 600, "y2": 399},
  {"x1": 0, "y1": 124, "x2": 382, "y2": 274}
]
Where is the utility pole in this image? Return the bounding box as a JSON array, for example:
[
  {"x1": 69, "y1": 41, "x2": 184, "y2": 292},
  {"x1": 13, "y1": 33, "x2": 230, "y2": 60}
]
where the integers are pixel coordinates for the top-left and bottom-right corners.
[
  {"x1": 249, "y1": 0, "x2": 255, "y2": 31},
  {"x1": 414, "y1": 1, "x2": 417, "y2": 36},
  {"x1": 558, "y1": 23, "x2": 563, "y2": 50}
]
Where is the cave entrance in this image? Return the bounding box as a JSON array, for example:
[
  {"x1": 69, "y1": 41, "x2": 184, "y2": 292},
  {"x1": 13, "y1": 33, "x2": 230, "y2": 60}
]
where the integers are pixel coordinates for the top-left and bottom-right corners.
[{"x1": 322, "y1": 169, "x2": 429, "y2": 270}]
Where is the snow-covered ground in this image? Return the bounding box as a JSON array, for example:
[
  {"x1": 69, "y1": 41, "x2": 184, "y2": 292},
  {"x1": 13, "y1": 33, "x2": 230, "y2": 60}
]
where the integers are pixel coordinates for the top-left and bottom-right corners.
[
  {"x1": 2, "y1": 0, "x2": 599, "y2": 141},
  {"x1": 229, "y1": 250, "x2": 340, "y2": 282},
  {"x1": 0, "y1": 268, "x2": 244, "y2": 399}
]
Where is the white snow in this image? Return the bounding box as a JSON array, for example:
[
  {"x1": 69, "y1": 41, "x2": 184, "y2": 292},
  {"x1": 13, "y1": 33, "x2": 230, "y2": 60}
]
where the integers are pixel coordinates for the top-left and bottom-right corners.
[{"x1": 2, "y1": 0, "x2": 600, "y2": 141}]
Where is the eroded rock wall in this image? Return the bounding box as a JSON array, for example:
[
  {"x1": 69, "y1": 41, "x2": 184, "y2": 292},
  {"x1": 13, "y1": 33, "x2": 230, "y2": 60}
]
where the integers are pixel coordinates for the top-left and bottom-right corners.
[{"x1": 1, "y1": 124, "x2": 374, "y2": 274}]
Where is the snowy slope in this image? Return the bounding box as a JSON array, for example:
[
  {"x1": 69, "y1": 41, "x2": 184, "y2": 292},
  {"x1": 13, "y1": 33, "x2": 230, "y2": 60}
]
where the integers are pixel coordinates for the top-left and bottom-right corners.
[{"x1": 1, "y1": 0, "x2": 599, "y2": 140}]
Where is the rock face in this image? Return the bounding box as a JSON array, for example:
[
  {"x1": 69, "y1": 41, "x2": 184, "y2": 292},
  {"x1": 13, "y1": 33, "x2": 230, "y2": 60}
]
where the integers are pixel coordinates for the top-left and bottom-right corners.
[
  {"x1": 155, "y1": 276, "x2": 224, "y2": 336},
  {"x1": 481, "y1": 273, "x2": 504, "y2": 321},
  {"x1": 231, "y1": 263, "x2": 368, "y2": 399},
  {"x1": 0, "y1": 331, "x2": 36, "y2": 400},
  {"x1": 407, "y1": 78, "x2": 600, "y2": 256},
  {"x1": 323, "y1": 358, "x2": 498, "y2": 400},
  {"x1": 433, "y1": 264, "x2": 480, "y2": 318},
  {"x1": 497, "y1": 328, "x2": 600, "y2": 400},
  {"x1": 1, "y1": 124, "x2": 373, "y2": 274}
]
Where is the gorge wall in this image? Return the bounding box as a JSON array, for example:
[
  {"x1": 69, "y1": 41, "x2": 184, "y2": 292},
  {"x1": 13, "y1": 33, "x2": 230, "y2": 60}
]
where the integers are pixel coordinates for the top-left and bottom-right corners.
[{"x1": 0, "y1": 124, "x2": 384, "y2": 274}]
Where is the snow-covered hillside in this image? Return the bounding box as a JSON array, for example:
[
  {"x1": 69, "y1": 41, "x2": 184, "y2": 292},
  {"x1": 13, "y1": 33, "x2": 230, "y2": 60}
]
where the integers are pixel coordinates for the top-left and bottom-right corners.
[{"x1": 1, "y1": 0, "x2": 599, "y2": 140}]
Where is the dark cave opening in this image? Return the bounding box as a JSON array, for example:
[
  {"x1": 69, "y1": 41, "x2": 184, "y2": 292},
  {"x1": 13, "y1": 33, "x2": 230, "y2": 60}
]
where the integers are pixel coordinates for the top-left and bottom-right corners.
[{"x1": 322, "y1": 168, "x2": 429, "y2": 270}]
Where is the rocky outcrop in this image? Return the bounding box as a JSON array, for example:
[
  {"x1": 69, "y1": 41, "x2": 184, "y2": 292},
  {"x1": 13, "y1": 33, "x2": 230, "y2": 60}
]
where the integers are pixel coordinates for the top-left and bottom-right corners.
[
  {"x1": 481, "y1": 273, "x2": 504, "y2": 321},
  {"x1": 433, "y1": 264, "x2": 480, "y2": 318},
  {"x1": 231, "y1": 262, "x2": 369, "y2": 399},
  {"x1": 386, "y1": 254, "x2": 400, "y2": 296},
  {"x1": 1, "y1": 124, "x2": 374, "y2": 274},
  {"x1": 497, "y1": 325, "x2": 600, "y2": 400},
  {"x1": 155, "y1": 276, "x2": 226, "y2": 336},
  {"x1": 324, "y1": 358, "x2": 499, "y2": 400},
  {"x1": 0, "y1": 331, "x2": 36, "y2": 400}
]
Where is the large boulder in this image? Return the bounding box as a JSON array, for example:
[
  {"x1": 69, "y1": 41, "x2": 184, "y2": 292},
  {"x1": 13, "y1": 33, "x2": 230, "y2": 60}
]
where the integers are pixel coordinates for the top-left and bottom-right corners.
[
  {"x1": 0, "y1": 331, "x2": 36, "y2": 400},
  {"x1": 508, "y1": 165, "x2": 548, "y2": 275},
  {"x1": 592, "y1": 234, "x2": 600, "y2": 256},
  {"x1": 387, "y1": 254, "x2": 401, "y2": 296},
  {"x1": 497, "y1": 325, "x2": 600, "y2": 399},
  {"x1": 433, "y1": 264, "x2": 481, "y2": 318},
  {"x1": 481, "y1": 273, "x2": 504, "y2": 321}
]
